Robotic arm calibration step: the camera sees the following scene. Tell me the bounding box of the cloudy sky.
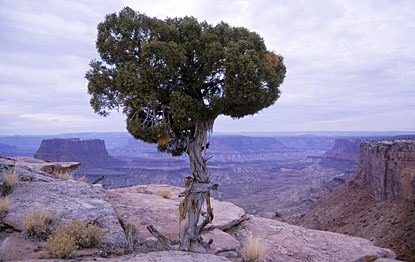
[0,0,414,135]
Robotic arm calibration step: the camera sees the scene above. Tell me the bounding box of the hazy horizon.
[1,0,414,135]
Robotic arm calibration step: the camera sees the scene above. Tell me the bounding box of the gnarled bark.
[179,119,216,252]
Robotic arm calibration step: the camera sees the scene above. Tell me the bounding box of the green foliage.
[86,7,286,156]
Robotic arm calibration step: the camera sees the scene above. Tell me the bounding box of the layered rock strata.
[358,140,415,202]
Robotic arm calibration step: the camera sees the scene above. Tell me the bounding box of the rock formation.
[324,138,361,162]
[34,138,123,168]
[293,139,415,261]
[358,140,415,202]
[9,156,80,176]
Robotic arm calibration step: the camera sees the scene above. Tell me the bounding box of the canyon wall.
[34,138,123,168]
[358,140,415,202]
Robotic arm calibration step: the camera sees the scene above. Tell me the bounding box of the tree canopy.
[86,7,286,156]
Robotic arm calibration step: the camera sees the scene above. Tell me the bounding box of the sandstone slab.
[3,172,126,247]
[233,215,397,262]
[108,184,245,244]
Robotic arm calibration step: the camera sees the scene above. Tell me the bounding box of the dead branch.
[92,176,105,184]
[146,225,175,250]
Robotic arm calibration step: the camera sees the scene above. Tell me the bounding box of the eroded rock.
[233,215,397,262]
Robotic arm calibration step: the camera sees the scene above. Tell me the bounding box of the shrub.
[0,197,9,213]
[241,236,268,262]
[124,223,138,251]
[23,209,57,240]
[159,189,172,199]
[47,233,77,259]
[52,220,102,248]
[1,171,18,196]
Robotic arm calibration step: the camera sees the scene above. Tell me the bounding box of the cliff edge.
[358,140,415,202]
[293,139,415,261]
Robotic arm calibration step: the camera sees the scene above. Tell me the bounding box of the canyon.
[294,139,415,261]
[1,132,414,260]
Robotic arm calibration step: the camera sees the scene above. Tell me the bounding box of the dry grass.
[124,223,138,251]
[1,171,19,196]
[48,233,77,259]
[0,197,9,212]
[47,219,102,258]
[23,209,57,240]
[241,236,268,262]
[51,220,102,248]
[159,189,172,199]
[3,171,18,186]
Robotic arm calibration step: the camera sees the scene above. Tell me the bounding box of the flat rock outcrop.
[233,215,396,262]
[358,140,415,202]
[34,138,123,168]
[107,184,245,254]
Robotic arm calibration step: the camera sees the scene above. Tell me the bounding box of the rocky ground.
[0,156,399,261]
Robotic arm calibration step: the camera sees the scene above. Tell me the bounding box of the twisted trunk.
[179,119,216,252]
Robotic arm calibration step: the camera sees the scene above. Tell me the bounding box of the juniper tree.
[86,7,286,252]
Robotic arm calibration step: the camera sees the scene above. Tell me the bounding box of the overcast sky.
[0,0,414,135]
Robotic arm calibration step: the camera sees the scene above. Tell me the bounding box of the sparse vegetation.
[124,223,139,251]
[0,197,9,213]
[47,233,77,259]
[241,236,268,262]
[47,219,102,258]
[159,189,172,199]
[1,170,18,196]
[51,219,102,248]
[23,209,57,240]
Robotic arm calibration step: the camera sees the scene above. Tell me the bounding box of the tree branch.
[147,225,175,250]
